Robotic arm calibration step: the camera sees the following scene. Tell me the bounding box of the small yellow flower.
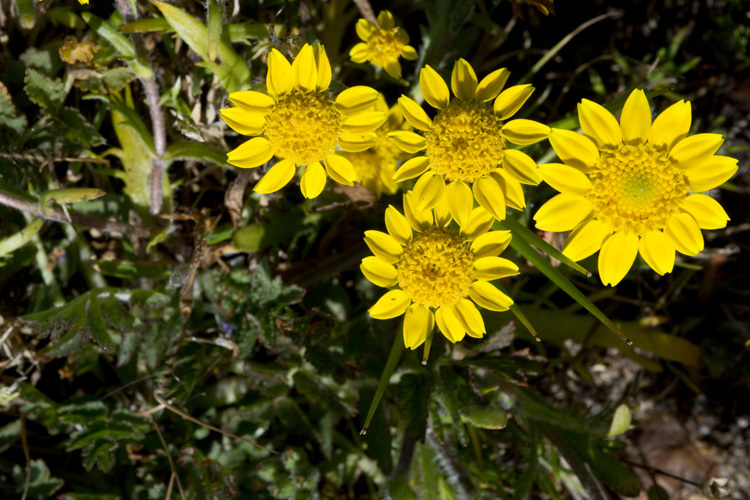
[391,59,550,223]
[220,44,386,199]
[341,94,411,197]
[534,89,736,286]
[350,11,418,79]
[361,192,518,349]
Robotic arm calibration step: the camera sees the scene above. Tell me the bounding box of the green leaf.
[164,141,228,166]
[516,388,610,437]
[460,405,508,430]
[20,45,63,77]
[97,260,171,279]
[400,373,430,438]
[119,17,171,33]
[226,21,269,43]
[362,332,404,433]
[177,447,238,498]
[12,459,64,497]
[0,218,43,258]
[0,420,21,454]
[46,7,86,29]
[0,82,27,133]
[25,68,65,110]
[103,67,136,92]
[16,0,35,29]
[206,0,224,62]
[81,13,153,79]
[607,404,632,437]
[42,188,106,212]
[54,108,106,147]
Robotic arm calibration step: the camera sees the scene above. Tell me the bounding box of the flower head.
[220,44,387,199]
[350,11,418,79]
[534,89,736,286]
[361,192,518,349]
[390,59,550,222]
[342,94,411,197]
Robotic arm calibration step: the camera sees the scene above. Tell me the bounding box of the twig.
[0,190,153,237]
[150,416,187,500]
[224,169,254,229]
[352,0,377,23]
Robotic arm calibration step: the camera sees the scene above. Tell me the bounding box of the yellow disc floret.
[425,101,506,183]
[264,89,342,165]
[365,29,409,67]
[589,143,689,234]
[397,227,475,308]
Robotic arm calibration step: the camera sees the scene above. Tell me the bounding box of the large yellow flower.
[361,192,518,349]
[220,44,386,199]
[349,11,418,79]
[390,59,550,223]
[534,89,736,286]
[341,94,411,197]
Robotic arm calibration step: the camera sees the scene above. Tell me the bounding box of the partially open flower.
[349,11,418,79]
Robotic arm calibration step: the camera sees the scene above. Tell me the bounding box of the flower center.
[264,89,342,165]
[588,143,689,234]
[367,29,406,66]
[425,100,506,183]
[397,227,475,308]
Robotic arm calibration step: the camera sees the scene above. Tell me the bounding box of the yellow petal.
[343,111,387,133]
[473,256,519,280]
[420,65,450,110]
[364,230,403,263]
[493,170,525,211]
[451,58,478,101]
[578,98,622,150]
[685,155,738,192]
[638,231,675,276]
[561,218,610,261]
[681,194,730,230]
[369,290,411,319]
[314,44,332,91]
[473,174,506,221]
[220,108,266,136]
[291,44,317,93]
[494,84,534,120]
[413,172,446,211]
[446,181,473,227]
[403,191,433,232]
[501,119,551,145]
[388,131,427,153]
[338,132,377,152]
[434,193,452,228]
[253,159,295,193]
[454,299,486,338]
[649,100,691,152]
[401,45,418,60]
[548,128,600,172]
[460,206,494,241]
[393,156,430,182]
[228,90,275,114]
[324,154,356,186]
[383,59,402,79]
[350,42,369,63]
[669,134,724,166]
[361,256,398,288]
[539,163,593,195]
[267,48,292,98]
[475,68,510,102]
[300,161,326,198]
[665,212,704,256]
[471,230,512,259]
[598,232,639,286]
[620,89,651,145]
[399,95,433,131]
[227,136,274,169]
[355,19,377,41]
[403,304,434,349]
[377,10,395,30]
[385,205,412,245]
[335,86,380,115]
[435,307,465,343]
[503,149,542,185]
[533,193,593,232]
[468,281,513,311]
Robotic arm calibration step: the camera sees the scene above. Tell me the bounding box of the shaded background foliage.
[0,0,748,499]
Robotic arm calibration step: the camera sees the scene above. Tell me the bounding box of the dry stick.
[20,414,31,500]
[352,0,377,23]
[150,416,187,500]
[0,190,153,237]
[114,0,168,216]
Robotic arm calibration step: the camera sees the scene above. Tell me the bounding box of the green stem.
[361,330,404,434]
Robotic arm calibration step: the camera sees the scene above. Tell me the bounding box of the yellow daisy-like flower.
[220,44,387,199]
[342,94,412,197]
[534,89,736,286]
[361,191,518,349]
[350,11,418,79]
[390,59,550,223]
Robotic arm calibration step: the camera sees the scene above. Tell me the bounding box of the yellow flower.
[361,192,518,349]
[220,44,386,199]
[534,89,736,286]
[350,10,418,79]
[391,59,550,223]
[341,94,411,197]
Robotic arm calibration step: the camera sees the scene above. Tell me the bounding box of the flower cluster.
[220,11,735,354]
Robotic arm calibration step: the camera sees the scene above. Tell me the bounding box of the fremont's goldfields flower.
[220,44,387,199]
[534,89,736,286]
[361,192,518,349]
[342,94,411,197]
[350,11,418,79]
[391,59,550,223]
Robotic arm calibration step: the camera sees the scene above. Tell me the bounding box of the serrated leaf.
[177,447,237,497]
[25,68,65,110]
[0,82,27,133]
[164,141,228,166]
[55,108,106,147]
[0,420,21,453]
[0,218,43,258]
[20,44,63,77]
[82,440,117,472]
[102,67,136,92]
[460,405,508,429]
[400,373,430,438]
[12,459,64,497]
[58,401,109,425]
